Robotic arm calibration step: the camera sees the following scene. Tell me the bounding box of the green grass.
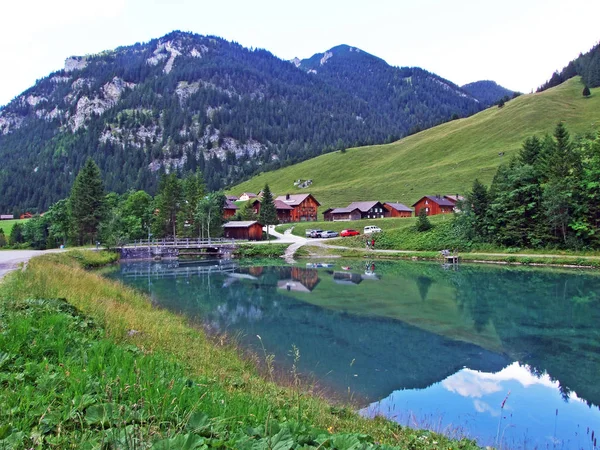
[0,251,480,449]
[0,219,27,236]
[230,78,600,212]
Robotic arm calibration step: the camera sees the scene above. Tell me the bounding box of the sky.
[2,0,599,106]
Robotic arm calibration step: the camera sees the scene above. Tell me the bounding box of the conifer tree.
[582,86,591,97]
[258,184,278,241]
[154,172,182,239]
[416,207,432,232]
[70,158,105,245]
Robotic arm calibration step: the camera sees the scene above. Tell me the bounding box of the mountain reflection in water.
[109,259,600,448]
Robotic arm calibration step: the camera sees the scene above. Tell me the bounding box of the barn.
[222,221,263,241]
[412,195,456,216]
[384,202,413,217]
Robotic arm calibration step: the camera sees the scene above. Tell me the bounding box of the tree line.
[0,156,282,250]
[457,124,600,250]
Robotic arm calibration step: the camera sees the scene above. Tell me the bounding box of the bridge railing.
[125,238,236,248]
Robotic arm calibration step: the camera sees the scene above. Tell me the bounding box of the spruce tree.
[258,184,278,241]
[470,179,489,238]
[582,86,591,97]
[416,207,432,232]
[70,158,105,245]
[154,172,182,239]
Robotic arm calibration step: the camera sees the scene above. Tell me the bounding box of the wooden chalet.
[412,195,456,216]
[384,202,412,218]
[251,199,294,223]
[275,194,320,222]
[223,200,239,219]
[222,221,263,241]
[323,207,362,222]
[346,201,387,219]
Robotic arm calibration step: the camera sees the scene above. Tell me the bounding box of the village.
[220,191,464,241]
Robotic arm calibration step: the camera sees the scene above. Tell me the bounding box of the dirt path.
[0,249,65,281]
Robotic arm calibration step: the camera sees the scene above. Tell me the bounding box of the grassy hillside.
[0,219,26,236]
[230,78,600,211]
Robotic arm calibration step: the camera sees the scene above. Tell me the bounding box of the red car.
[340,229,360,237]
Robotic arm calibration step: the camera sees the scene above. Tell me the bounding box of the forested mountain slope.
[0,32,482,213]
[230,78,600,211]
[461,80,516,107]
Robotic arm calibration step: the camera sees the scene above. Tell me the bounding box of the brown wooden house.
[323,207,362,221]
[251,199,294,223]
[412,195,456,216]
[223,200,239,219]
[275,194,320,222]
[384,202,412,217]
[222,221,263,241]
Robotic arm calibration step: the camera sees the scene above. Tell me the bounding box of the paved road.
[0,249,64,280]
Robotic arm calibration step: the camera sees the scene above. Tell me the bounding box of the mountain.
[0,32,483,213]
[294,44,481,126]
[538,42,600,92]
[229,78,600,211]
[461,80,516,107]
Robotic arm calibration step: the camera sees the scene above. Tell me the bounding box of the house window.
[425,200,429,205]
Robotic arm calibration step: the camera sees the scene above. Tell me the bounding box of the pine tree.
[70,158,105,245]
[258,184,278,241]
[470,179,489,238]
[416,207,432,232]
[154,172,182,239]
[582,86,591,97]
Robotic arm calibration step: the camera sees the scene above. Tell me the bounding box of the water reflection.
[364,362,600,449]
[108,259,600,448]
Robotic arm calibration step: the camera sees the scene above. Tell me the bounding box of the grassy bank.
[0,251,479,449]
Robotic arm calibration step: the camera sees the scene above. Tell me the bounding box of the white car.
[363,225,382,234]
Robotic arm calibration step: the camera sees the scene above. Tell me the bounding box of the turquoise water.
[108,259,600,449]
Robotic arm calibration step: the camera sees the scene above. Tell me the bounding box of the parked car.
[340,229,359,237]
[309,229,324,238]
[305,229,315,237]
[363,225,382,234]
[320,230,339,238]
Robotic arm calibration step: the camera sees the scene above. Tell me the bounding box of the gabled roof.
[274,199,294,210]
[330,207,361,214]
[346,201,383,212]
[275,193,321,206]
[240,192,257,198]
[251,199,293,210]
[224,200,239,210]
[223,221,260,228]
[412,195,456,207]
[227,195,239,201]
[444,195,465,203]
[384,202,412,212]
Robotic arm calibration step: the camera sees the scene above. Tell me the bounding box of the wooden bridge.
[120,238,238,260]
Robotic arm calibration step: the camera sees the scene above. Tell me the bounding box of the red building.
[223,200,239,219]
[275,194,320,222]
[412,195,456,216]
[384,202,412,217]
[251,199,294,223]
[222,221,263,241]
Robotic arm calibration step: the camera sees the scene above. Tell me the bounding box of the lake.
[108,258,600,449]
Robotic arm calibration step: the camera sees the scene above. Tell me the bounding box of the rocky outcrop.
[69,77,135,130]
[64,56,88,72]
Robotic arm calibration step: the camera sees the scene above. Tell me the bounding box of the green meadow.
[230,78,600,211]
[0,219,26,236]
